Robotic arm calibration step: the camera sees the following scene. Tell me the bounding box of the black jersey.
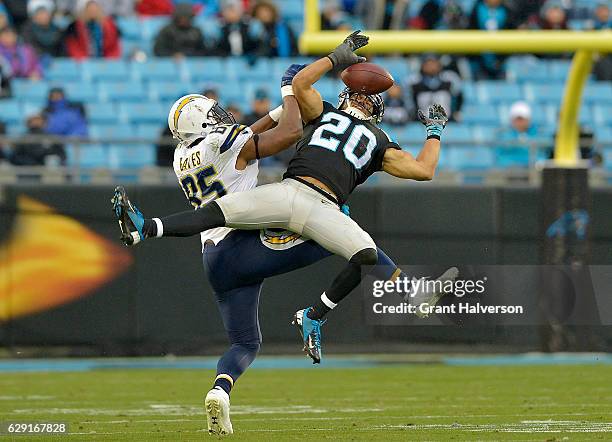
[284,101,400,204]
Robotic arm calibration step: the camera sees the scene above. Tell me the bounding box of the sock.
[213,374,233,396]
[142,201,226,238]
[307,293,337,320]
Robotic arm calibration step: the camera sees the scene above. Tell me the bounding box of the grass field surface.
[0,361,611,440]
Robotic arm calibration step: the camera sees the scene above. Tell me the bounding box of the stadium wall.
[1,184,611,353]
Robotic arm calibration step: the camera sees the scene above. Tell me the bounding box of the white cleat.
[409,267,460,318]
[205,387,233,436]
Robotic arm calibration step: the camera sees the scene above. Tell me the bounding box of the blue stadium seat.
[548,60,571,81]
[461,104,500,126]
[184,57,228,82]
[382,58,410,82]
[141,17,169,41]
[116,17,142,41]
[149,81,194,102]
[271,57,315,78]
[132,59,181,82]
[593,105,612,127]
[108,144,155,168]
[66,143,108,168]
[99,81,146,102]
[194,16,221,40]
[583,83,612,105]
[136,124,163,140]
[89,124,134,140]
[120,102,166,124]
[506,57,549,83]
[278,0,304,20]
[398,124,423,143]
[12,79,49,100]
[82,60,130,82]
[64,82,98,102]
[46,58,81,81]
[448,146,495,170]
[525,83,564,105]
[478,82,523,104]
[1,100,22,124]
[598,127,612,145]
[6,123,25,136]
[444,125,474,143]
[86,103,119,124]
[219,85,248,106]
[234,58,274,81]
[462,82,479,105]
[22,101,45,117]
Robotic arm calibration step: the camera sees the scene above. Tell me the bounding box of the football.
[340,63,395,95]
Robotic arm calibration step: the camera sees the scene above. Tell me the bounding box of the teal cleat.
[111,186,145,246]
[292,307,325,364]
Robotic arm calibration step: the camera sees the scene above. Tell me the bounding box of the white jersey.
[173,123,258,249]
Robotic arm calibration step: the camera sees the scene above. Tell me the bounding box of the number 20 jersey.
[173,124,258,248]
[284,101,400,204]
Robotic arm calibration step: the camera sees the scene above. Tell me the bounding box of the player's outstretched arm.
[237,64,307,168]
[382,104,448,181]
[293,30,369,123]
[248,113,276,135]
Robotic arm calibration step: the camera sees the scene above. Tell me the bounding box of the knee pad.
[349,248,378,266]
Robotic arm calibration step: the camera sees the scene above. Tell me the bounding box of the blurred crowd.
[0,0,609,170]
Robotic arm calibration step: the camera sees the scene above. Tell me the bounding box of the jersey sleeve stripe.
[219,124,248,153]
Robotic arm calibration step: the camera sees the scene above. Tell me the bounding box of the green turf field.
[1,364,611,440]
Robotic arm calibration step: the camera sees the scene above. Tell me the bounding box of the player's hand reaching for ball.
[327,30,369,69]
[418,104,449,140]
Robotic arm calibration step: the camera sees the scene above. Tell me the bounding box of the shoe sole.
[111,186,135,246]
[205,396,232,435]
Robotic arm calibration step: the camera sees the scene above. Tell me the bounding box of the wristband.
[268,105,283,122]
[281,85,294,98]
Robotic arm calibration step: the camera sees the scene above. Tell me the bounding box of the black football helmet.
[337,87,385,124]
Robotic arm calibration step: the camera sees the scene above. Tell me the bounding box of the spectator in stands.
[0,3,10,29]
[0,121,7,163]
[321,0,351,30]
[43,87,88,138]
[468,0,515,79]
[410,0,467,30]
[383,84,409,126]
[227,104,243,122]
[11,114,66,166]
[495,101,539,168]
[22,0,64,58]
[243,88,270,126]
[153,3,206,58]
[526,0,568,30]
[592,1,610,29]
[2,0,27,29]
[251,0,297,57]
[0,57,11,97]
[135,0,174,16]
[64,0,121,59]
[0,27,42,79]
[217,0,256,57]
[408,54,463,122]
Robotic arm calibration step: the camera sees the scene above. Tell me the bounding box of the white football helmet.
[168,94,236,145]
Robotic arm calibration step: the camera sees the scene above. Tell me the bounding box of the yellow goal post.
[299,0,612,166]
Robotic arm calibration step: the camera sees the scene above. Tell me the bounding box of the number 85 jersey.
[173,123,258,247]
[284,101,400,204]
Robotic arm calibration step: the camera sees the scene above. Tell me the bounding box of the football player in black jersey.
[112,31,449,364]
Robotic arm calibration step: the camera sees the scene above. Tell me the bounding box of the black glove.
[327,30,369,69]
[418,104,448,140]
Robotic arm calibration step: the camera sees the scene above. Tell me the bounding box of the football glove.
[327,30,369,68]
[281,63,307,88]
[418,103,448,140]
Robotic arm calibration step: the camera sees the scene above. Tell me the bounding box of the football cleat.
[409,267,460,318]
[292,307,325,364]
[205,387,233,436]
[111,186,145,246]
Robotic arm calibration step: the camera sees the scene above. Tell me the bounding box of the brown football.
[341,63,395,95]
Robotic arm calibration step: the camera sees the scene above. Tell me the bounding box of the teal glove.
[418,103,448,140]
